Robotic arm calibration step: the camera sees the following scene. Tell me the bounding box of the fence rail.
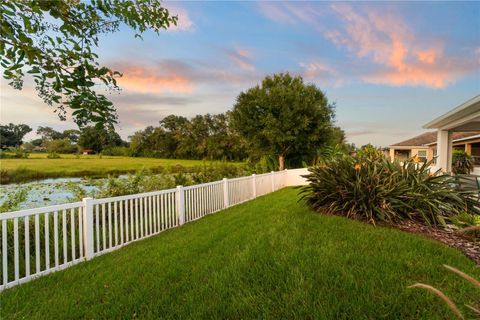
[0,169,308,291]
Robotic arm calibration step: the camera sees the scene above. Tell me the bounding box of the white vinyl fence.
[0,169,308,291]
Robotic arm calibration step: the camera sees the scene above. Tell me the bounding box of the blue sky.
[1,1,479,146]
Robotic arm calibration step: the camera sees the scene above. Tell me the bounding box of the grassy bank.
[1,188,478,319]
[0,154,243,184]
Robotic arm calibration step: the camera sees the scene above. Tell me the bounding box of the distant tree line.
[1,74,350,169]
[129,113,247,161]
[0,124,125,154]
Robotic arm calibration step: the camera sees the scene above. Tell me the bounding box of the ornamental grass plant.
[301,148,480,226]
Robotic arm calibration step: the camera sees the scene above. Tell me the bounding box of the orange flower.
[354,164,361,171]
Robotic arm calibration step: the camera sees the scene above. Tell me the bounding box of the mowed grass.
[1,188,478,319]
[0,154,242,183]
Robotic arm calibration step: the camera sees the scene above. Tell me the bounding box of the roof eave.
[423,95,480,129]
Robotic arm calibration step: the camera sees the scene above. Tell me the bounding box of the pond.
[0,165,255,212]
[0,176,101,210]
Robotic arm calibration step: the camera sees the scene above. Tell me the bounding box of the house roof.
[390,131,480,147]
[423,95,480,131]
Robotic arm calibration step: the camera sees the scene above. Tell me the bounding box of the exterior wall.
[410,148,433,161]
[390,149,411,161]
[388,147,432,162]
[465,143,472,155]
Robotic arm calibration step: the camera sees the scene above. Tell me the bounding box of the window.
[417,150,427,162]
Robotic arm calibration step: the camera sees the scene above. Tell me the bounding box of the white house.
[424,95,480,174]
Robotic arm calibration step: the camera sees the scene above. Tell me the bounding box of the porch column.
[465,143,472,155]
[389,148,395,162]
[437,130,452,172]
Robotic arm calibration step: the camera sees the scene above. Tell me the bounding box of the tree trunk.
[278,155,285,171]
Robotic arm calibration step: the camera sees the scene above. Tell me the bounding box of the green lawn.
[0,154,242,183]
[1,188,478,319]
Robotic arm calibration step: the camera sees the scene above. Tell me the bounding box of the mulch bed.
[391,220,480,265]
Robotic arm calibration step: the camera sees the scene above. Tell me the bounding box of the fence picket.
[63,209,67,264]
[24,216,30,277]
[54,211,59,267]
[13,218,19,281]
[102,203,106,251]
[70,209,75,261]
[2,220,7,285]
[108,202,112,249]
[95,205,100,252]
[79,207,83,257]
[120,200,124,245]
[114,201,118,247]
[35,214,40,273]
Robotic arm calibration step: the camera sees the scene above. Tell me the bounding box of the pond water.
[0,177,101,210]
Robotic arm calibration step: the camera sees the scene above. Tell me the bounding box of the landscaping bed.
[393,220,480,264]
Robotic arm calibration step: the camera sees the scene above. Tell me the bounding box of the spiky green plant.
[301,150,479,225]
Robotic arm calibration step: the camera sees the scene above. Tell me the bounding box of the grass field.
[0,188,478,319]
[0,154,242,184]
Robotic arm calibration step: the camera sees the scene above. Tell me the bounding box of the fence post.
[284,168,288,188]
[223,178,229,208]
[82,197,94,260]
[271,171,275,192]
[176,186,185,226]
[252,174,256,199]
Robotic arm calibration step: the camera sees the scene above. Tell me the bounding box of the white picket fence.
[0,169,308,291]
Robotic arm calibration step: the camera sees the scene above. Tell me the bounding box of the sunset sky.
[1,1,479,146]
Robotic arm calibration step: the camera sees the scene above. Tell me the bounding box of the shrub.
[3,148,30,159]
[66,164,254,201]
[47,152,61,159]
[301,150,480,226]
[0,188,30,213]
[452,150,473,174]
[44,138,78,154]
[101,146,130,156]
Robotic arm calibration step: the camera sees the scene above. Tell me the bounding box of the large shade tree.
[231,73,335,170]
[1,0,177,129]
[0,123,32,149]
[78,126,123,153]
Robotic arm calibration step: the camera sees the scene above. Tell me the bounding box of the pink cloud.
[257,2,298,25]
[259,3,478,89]
[119,65,193,94]
[298,61,345,87]
[416,50,438,64]
[257,2,328,29]
[325,3,474,88]
[226,46,255,71]
[164,4,194,32]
